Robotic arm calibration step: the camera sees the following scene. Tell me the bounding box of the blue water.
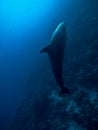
[0,0,98,129]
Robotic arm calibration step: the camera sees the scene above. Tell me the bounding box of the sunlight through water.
[1,0,55,35]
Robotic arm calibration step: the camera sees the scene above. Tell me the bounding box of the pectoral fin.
[40,45,50,54]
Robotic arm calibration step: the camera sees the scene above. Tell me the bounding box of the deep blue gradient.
[0,0,56,129]
[0,0,97,129]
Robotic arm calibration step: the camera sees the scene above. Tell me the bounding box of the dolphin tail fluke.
[40,45,50,54]
[59,87,70,96]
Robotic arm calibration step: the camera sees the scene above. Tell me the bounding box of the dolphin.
[40,22,70,95]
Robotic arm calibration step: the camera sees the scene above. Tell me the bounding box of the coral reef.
[10,39,98,129]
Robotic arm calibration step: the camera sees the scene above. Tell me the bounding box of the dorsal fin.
[40,45,50,54]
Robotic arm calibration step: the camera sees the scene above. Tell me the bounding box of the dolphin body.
[40,22,70,95]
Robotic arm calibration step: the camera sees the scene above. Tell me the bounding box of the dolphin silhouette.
[40,22,70,95]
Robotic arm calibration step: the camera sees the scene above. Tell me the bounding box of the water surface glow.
[1,0,55,35]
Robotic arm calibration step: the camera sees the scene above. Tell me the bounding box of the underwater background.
[0,0,98,129]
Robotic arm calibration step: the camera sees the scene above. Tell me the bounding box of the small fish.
[40,22,70,95]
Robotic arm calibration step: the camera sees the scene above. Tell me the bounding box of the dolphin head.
[58,22,65,32]
[51,22,66,44]
[54,22,65,35]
